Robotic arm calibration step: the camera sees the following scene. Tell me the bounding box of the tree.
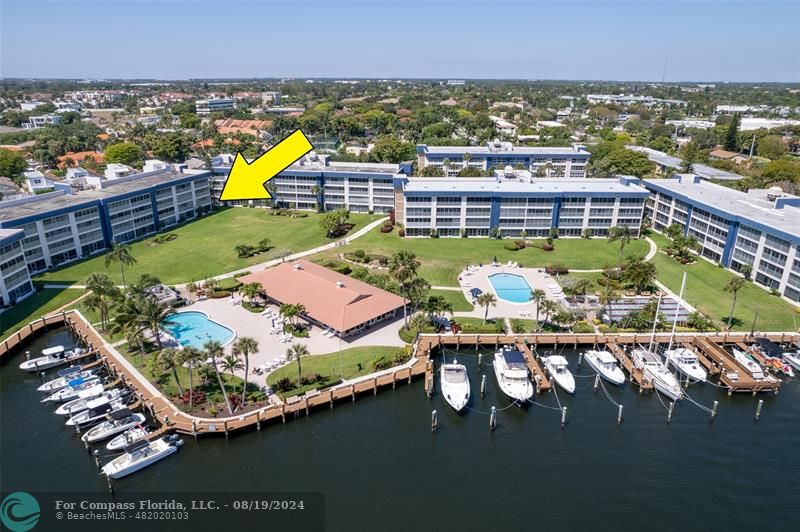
[286,343,309,383]
[476,292,497,324]
[138,296,175,350]
[598,287,620,326]
[756,135,787,160]
[622,259,657,294]
[389,250,421,329]
[240,282,262,304]
[419,165,444,177]
[724,277,746,329]
[220,353,244,395]
[204,340,233,414]
[593,149,655,178]
[232,337,258,404]
[532,288,546,323]
[104,142,144,166]
[150,132,191,162]
[84,273,121,331]
[538,299,558,328]
[571,277,594,296]
[608,225,633,271]
[179,346,204,408]
[370,135,415,163]
[104,243,137,287]
[723,113,740,152]
[0,149,27,184]
[761,159,800,182]
[687,311,715,332]
[157,349,185,396]
[679,141,702,173]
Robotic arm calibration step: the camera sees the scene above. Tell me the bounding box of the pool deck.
[457,264,567,320]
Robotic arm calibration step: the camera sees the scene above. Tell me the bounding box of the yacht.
[55,388,127,416]
[67,397,132,427]
[37,367,96,393]
[440,359,470,412]
[492,348,534,403]
[665,347,707,383]
[584,350,626,386]
[41,377,100,403]
[82,409,146,443]
[731,348,767,380]
[542,355,575,393]
[107,426,150,451]
[102,436,182,479]
[19,346,85,372]
[631,348,682,401]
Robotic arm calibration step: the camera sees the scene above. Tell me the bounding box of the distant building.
[104,164,135,180]
[195,98,235,115]
[261,92,281,106]
[23,114,60,129]
[625,146,744,181]
[23,171,55,193]
[20,101,45,112]
[446,80,466,86]
[0,228,34,306]
[490,116,518,137]
[587,94,686,107]
[709,148,748,164]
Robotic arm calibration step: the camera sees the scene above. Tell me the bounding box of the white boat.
[107,426,150,451]
[631,348,682,401]
[440,359,470,412]
[102,436,182,479]
[492,348,533,403]
[82,410,146,443]
[36,367,96,393]
[18,346,80,372]
[783,351,800,372]
[542,355,575,393]
[665,348,707,383]
[55,388,127,416]
[584,350,626,386]
[732,348,767,380]
[41,376,101,403]
[66,397,131,427]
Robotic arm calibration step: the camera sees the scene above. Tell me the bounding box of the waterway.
[2,328,800,531]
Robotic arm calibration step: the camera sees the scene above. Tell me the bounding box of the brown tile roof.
[57,151,105,168]
[709,148,739,159]
[240,259,405,332]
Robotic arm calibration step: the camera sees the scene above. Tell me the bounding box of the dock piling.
[480,375,486,398]
[593,374,600,394]
[617,404,623,426]
[489,406,497,431]
[711,401,718,421]
[755,399,764,421]
[478,352,482,367]
[577,352,582,368]
[431,409,438,432]
[560,407,567,429]
[192,420,197,441]
[667,401,674,424]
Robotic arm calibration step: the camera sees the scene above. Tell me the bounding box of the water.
[3,328,800,531]
[162,311,235,349]
[488,272,533,303]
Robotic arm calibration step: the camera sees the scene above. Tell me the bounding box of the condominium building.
[644,175,800,303]
[0,228,34,306]
[416,141,590,178]
[586,94,687,106]
[397,176,648,238]
[195,98,235,115]
[626,146,744,181]
[24,114,61,129]
[0,166,212,275]
[211,153,408,214]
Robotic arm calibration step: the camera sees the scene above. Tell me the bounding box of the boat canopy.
[756,338,783,357]
[110,408,133,420]
[124,439,149,453]
[87,403,112,416]
[42,346,65,356]
[502,349,526,365]
[57,366,82,377]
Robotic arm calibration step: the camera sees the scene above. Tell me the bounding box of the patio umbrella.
[470,288,483,298]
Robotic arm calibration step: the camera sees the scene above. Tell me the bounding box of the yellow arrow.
[219,129,314,201]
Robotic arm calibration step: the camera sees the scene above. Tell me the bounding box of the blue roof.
[502,350,526,364]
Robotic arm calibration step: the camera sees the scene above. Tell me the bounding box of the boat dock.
[2,310,798,437]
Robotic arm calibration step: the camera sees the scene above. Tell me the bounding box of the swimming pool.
[488,273,533,303]
[161,311,236,349]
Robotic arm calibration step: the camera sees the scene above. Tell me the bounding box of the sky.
[1,0,798,82]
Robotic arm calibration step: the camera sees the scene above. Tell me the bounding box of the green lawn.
[34,208,379,286]
[266,346,403,397]
[429,289,473,312]
[312,228,649,286]
[649,233,799,332]
[0,288,85,340]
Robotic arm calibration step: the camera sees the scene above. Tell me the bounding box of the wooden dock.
[2,310,798,437]
[607,343,654,392]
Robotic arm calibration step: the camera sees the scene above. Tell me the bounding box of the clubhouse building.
[239,259,405,337]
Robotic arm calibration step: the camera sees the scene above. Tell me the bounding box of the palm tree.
[476,293,497,324]
[158,349,185,396]
[598,287,620,327]
[608,225,633,271]
[539,299,558,329]
[232,337,258,405]
[571,278,594,296]
[389,250,421,329]
[240,282,262,305]
[622,259,657,294]
[123,324,147,367]
[286,343,309,383]
[139,297,175,350]
[84,273,120,331]
[724,277,746,329]
[179,346,203,408]
[532,288,546,323]
[204,340,233,415]
[220,354,244,395]
[104,242,137,287]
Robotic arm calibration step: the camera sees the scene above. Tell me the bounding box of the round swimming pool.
[161,311,236,349]
[488,273,533,303]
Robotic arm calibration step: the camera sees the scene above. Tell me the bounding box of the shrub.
[177,390,206,405]
[545,264,569,275]
[373,356,394,371]
[541,244,555,252]
[273,377,296,393]
[234,271,251,278]
[300,373,322,386]
[354,249,366,258]
[380,225,393,233]
[572,321,594,334]
[504,241,520,251]
[373,255,390,266]
[208,290,232,299]
[398,228,406,237]
[510,319,527,333]
[326,261,352,275]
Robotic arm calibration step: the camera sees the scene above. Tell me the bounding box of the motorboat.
[19,346,85,372]
[107,426,150,451]
[631,348,682,401]
[41,377,101,403]
[542,355,575,393]
[55,388,127,416]
[492,348,533,403]
[665,347,707,383]
[440,359,470,412]
[731,348,767,380]
[102,435,182,479]
[753,339,795,377]
[37,367,96,393]
[784,351,800,372]
[82,409,146,443]
[583,350,626,386]
[66,397,130,427]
